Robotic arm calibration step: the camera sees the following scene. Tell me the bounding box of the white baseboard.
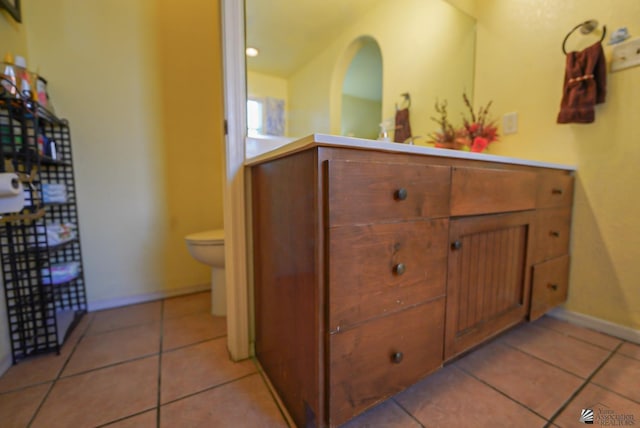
[549,308,640,345]
[88,283,210,312]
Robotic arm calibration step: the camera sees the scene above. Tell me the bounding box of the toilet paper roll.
[0,173,25,214]
[0,173,22,197]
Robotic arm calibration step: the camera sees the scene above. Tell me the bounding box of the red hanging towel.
[557,42,607,124]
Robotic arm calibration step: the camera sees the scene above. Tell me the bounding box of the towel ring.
[562,20,607,54]
[395,93,411,111]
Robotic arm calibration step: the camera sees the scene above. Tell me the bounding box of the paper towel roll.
[0,173,25,214]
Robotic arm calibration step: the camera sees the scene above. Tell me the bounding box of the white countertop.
[245,134,576,171]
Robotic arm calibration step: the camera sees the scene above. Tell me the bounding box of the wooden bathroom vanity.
[248,135,575,427]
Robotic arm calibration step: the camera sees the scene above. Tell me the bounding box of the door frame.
[221,0,250,360]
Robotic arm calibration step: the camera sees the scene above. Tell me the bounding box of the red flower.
[471,136,488,153]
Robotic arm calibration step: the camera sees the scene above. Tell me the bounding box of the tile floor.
[0,291,638,427]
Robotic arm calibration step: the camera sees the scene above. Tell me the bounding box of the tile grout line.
[390,397,426,428]
[532,320,624,352]
[27,312,94,427]
[545,341,624,427]
[159,371,259,407]
[454,364,551,423]
[156,299,165,428]
[500,339,599,379]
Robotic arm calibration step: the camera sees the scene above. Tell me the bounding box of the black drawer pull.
[394,188,408,201]
[451,240,462,250]
[391,352,404,364]
[547,283,559,291]
[552,188,564,195]
[550,231,561,237]
[393,263,406,275]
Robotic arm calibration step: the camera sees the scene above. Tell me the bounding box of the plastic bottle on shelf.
[14,56,33,99]
[1,52,18,97]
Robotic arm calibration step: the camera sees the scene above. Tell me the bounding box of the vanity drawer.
[534,207,572,263]
[530,255,570,320]
[326,160,450,226]
[450,167,537,216]
[328,219,448,330]
[329,298,444,426]
[537,172,574,208]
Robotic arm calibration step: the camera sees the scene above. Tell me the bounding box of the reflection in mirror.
[245,0,476,157]
[341,37,382,140]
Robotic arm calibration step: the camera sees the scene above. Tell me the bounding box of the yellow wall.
[0,9,29,369]
[20,0,224,305]
[475,0,640,329]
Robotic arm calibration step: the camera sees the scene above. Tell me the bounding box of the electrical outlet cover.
[611,37,640,72]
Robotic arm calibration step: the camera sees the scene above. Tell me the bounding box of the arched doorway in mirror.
[338,37,383,140]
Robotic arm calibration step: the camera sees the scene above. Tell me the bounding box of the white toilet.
[184,229,226,316]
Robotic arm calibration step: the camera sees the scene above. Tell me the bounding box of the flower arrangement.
[429,92,499,153]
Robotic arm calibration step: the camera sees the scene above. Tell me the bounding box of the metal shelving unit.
[0,94,87,364]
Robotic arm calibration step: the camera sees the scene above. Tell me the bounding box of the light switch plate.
[502,112,518,135]
[611,37,640,72]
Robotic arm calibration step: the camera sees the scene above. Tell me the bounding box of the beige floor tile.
[341,399,421,428]
[163,291,211,320]
[31,356,158,428]
[0,383,50,428]
[162,312,226,351]
[160,373,286,428]
[395,365,546,428]
[161,338,255,404]
[554,383,640,427]
[62,322,160,376]
[0,352,66,393]
[534,316,622,350]
[87,301,161,335]
[0,312,92,393]
[500,323,611,378]
[456,341,583,418]
[592,354,640,403]
[103,410,157,427]
[618,342,640,360]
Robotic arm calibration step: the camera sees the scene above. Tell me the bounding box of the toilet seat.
[185,229,224,245]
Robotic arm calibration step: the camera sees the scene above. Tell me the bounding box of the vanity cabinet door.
[530,255,570,320]
[326,160,450,226]
[328,219,448,330]
[329,299,444,427]
[445,211,534,360]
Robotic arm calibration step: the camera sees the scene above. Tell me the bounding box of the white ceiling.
[245,0,384,77]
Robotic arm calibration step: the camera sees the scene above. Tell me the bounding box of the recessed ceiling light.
[246,47,259,57]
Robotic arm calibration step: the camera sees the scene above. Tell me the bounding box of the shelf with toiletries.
[0,91,87,364]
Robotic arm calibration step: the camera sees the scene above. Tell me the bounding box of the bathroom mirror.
[245,0,476,155]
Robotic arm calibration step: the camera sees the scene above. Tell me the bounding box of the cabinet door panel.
[445,212,533,359]
[530,255,570,320]
[450,167,536,216]
[534,207,572,263]
[537,173,574,208]
[327,160,450,226]
[329,299,444,426]
[329,219,448,330]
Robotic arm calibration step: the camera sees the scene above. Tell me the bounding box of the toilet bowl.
[185,229,226,316]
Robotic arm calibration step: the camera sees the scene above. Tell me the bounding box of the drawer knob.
[393,263,406,275]
[548,283,559,291]
[391,352,404,364]
[550,231,561,237]
[451,240,462,250]
[552,188,564,195]
[394,188,408,201]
